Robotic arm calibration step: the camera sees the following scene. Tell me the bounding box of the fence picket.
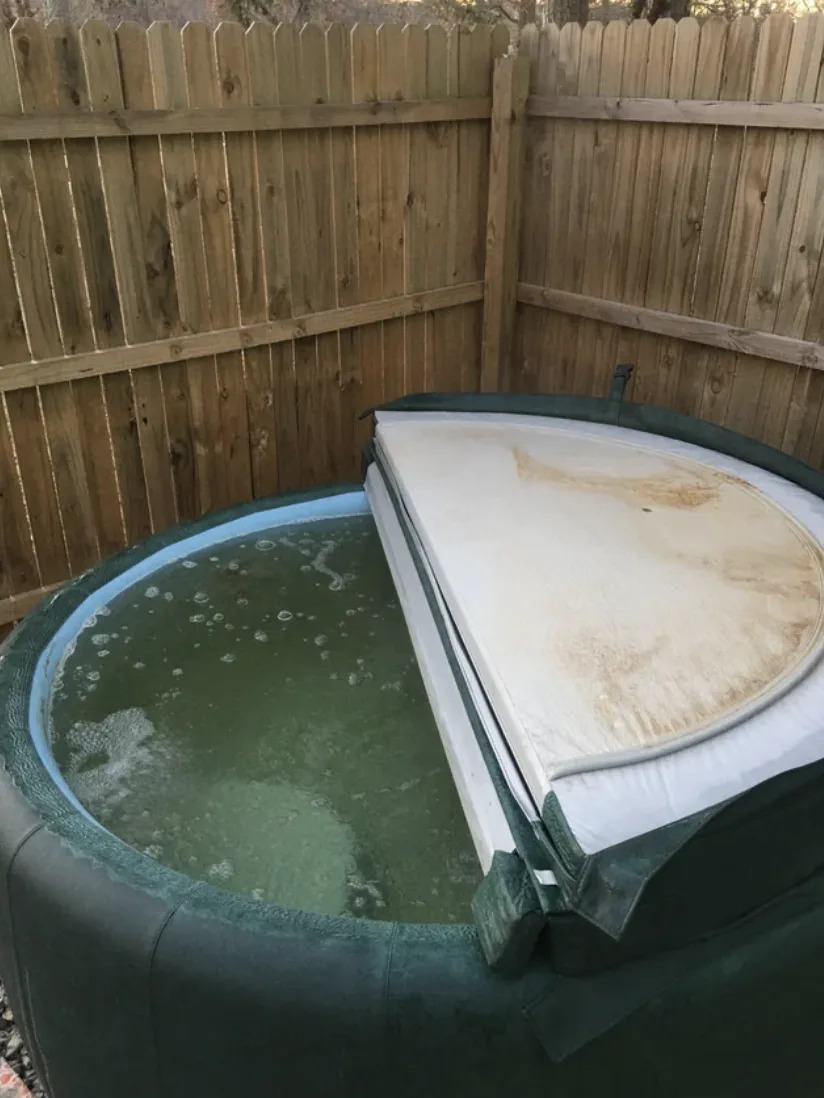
[327,23,360,480]
[571,20,624,400]
[515,25,559,394]
[247,22,297,493]
[402,24,428,398]
[351,24,383,454]
[618,17,676,406]
[424,25,455,393]
[378,24,408,405]
[147,21,210,520]
[668,17,728,416]
[181,22,233,515]
[112,21,178,533]
[562,20,603,397]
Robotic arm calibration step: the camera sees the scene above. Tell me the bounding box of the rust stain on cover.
[546,457,824,746]
[513,443,725,509]
[379,418,824,778]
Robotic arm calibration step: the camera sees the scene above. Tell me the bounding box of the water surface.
[49,513,480,922]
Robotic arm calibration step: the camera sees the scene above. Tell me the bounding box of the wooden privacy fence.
[513,13,824,464]
[0,17,508,630]
[3,14,824,635]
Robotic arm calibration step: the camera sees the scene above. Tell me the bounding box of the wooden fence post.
[480,53,530,392]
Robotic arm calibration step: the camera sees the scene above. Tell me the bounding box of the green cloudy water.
[48,513,480,922]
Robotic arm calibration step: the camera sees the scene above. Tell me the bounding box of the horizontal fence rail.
[527,95,824,129]
[0,284,484,392]
[0,97,493,141]
[517,285,824,372]
[0,585,60,628]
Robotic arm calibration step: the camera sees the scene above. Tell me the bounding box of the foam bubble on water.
[208,859,234,881]
[346,872,387,913]
[172,668,183,677]
[91,633,110,647]
[320,650,330,661]
[193,592,209,604]
[133,661,145,670]
[65,707,172,822]
[314,634,327,647]
[254,631,268,643]
[189,614,205,624]
[87,670,100,682]
[225,624,235,632]
[144,586,160,599]
[181,559,197,569]
[348,672,360,686]
[220,653,236,664]
[255,539,275,552]
[209,556,219,562]
[237,597,249,607]
[98,605,111,617]
[311,540,345,591]
[143,844,163,860]
[212,612,225,623]
[163,592,174,601]
[227,560,240,573]
[277,610,293,622]
[251,887,265,901]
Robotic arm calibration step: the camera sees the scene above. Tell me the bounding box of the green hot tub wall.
[3,399,824,1097]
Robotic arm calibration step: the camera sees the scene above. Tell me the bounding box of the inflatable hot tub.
[3,392,824,1098]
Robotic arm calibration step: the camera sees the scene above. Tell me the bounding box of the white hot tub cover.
[370,400,824,939]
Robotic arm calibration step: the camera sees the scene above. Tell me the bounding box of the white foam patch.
[65,708,174,823]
